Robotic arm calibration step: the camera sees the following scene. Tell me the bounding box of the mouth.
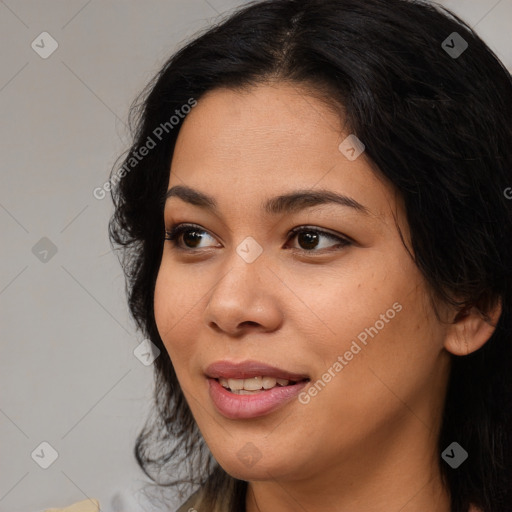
[215,375,307,394]
[205,359,310,381]
[205,360,310,419]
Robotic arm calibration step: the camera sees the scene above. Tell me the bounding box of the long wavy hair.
[108,1,512,510]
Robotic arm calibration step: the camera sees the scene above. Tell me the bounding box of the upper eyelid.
[164,223,351,247]
[164,223,342,238]
[165,223,218,241]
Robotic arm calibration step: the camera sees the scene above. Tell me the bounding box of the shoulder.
[43,499,99,512]
[175,487,232,512]
[176,489,203,512]
[176,475,245,512]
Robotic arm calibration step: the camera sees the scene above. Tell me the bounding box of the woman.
[104,0,512,511]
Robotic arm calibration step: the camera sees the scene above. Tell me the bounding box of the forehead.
[174,83,342,156]
[166,83,398,222]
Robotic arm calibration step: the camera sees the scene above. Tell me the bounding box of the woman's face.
[154,82,452,484]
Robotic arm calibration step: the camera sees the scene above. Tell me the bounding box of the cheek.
[153,260,197,361]
[316,255,443,387]
[325,278,443,411]
[308,262,406,342]
[153,267,175,344]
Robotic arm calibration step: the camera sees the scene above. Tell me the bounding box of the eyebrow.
[164,185,371,216]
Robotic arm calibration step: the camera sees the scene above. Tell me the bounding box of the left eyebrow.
[164,185,372,216]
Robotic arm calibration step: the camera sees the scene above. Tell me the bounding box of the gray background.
[0,1,510,511]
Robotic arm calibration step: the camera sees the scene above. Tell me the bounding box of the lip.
[205,360,310,420]
[208,378,308,419]
[205,360,309,381]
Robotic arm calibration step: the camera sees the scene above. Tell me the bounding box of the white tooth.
[225,376,292,392]
[262,377,277,389]
[243,377,263,390]
[228,378,244,391]
[231,389,259,395]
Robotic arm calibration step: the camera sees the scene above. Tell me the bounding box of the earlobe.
[443,298,502,356]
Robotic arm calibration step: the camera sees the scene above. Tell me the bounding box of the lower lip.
[208,378,308,420]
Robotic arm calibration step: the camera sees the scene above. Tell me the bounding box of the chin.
[219,462,277,481]
[212,447,298,482]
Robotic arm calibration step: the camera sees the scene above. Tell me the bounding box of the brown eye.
[296,231,320,250]
[165,224,217,250]
[287,227,351,253]
[164,223,351,254]
[180,229,204,248]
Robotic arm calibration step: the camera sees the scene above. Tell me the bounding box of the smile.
[218,376,298,393]
[205,360,310,419]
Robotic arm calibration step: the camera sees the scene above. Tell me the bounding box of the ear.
[444,298,502,356]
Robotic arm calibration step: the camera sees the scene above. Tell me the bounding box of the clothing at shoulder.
[176,489,208,512]
[43,498,99,512]
[177,489,200,512]
[175,490,483,512]
[176,492,197,512]
[176,488,233,512]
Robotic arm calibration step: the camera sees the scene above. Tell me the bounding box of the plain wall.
[1,1,510,511]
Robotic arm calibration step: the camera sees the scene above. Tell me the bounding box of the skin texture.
[153,83,500,512]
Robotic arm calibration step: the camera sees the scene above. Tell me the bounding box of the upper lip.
[205,360,309,381]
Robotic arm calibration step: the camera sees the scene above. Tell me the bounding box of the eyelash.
[164,223,352,255]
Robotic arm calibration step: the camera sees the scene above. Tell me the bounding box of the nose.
[204,246,283,337]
